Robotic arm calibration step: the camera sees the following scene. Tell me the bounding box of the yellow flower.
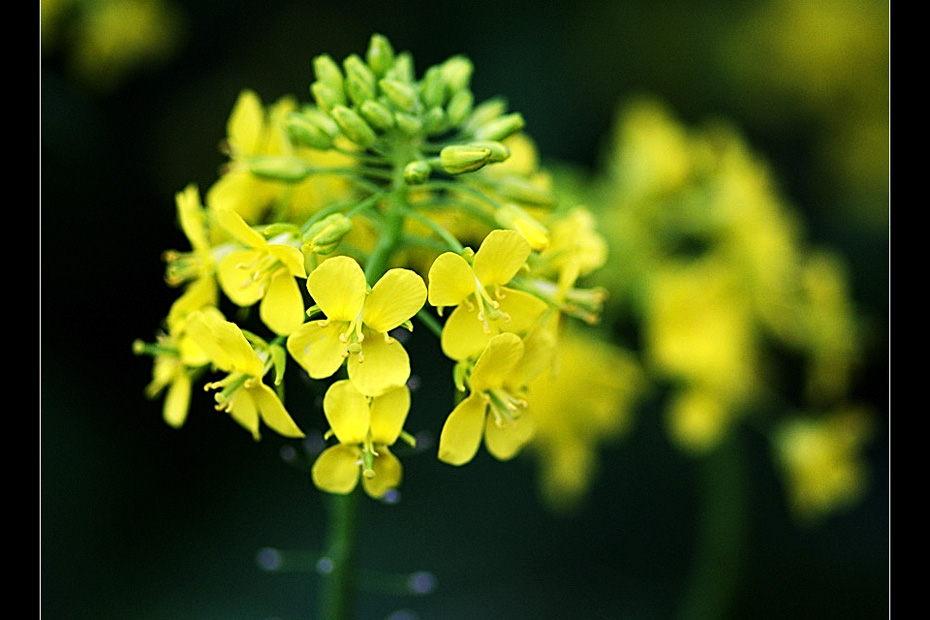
[311,380,411,499]
[438,331,552,466]
[215,209,307,336]
[427,229,547,361]
[774,407,872,522]
[286,256,427,397]
[185,309,304,440]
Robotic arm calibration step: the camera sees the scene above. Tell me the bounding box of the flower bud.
[248,156,313,182]
[422,107,447,134]
[345,72,376,107]
[420,66,446,109]
[467,141,510,163]
[302,213,354,255]
[440,145,492,175]
[404,160,431,185]
[492,176,555,207]
[343,54,377,105]
[311,81,343,113]
[475,112,525,142]
[285,112,337,150]
[445,90,474,127]
[366,33,395,78]
[313,54,345,95]
[379,78,419,112]
[331,104,378,148]
[495,203,549,250]
[440,55,473,93]
[359,99,395,131]
[394,112,423,137]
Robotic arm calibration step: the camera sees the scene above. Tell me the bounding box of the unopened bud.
[379,78,419,112]
[343,54,376,105]
[359,99,395,131]
[366,34,396,78]
[302,213,353,255]
[475,112,525,142]
[422,107,446,134]
[311,81,343,113]
[493,176,556,207]
[468,141,510,163]
[313,54,344,95]
[248,156,312,182]
[394,112,423,137]
[440,145,491,174]
[441,55,473,93]
[285,112,337,150]
[420,66,446,109]
[404,160,431,185]
[446,90,474,127]
[331,104,378,148]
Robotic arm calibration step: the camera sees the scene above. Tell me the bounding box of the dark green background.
[41,1,889,618]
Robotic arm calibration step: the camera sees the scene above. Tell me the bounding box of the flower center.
[471,278,510,333]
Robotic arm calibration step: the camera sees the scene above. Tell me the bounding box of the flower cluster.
[135,34,631,503]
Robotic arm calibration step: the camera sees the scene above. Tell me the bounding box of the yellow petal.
[260,270,306,336]
[484,410,535,461]
[215,208,267,249]
[307,256,367,321]
[217,249,266,307]
[312,445,361,495]
[286,320,348,379]
[227,89,265,157]
[472,229,531,287]
[362,448,402,498]
[438,395,487,466]
[175,185,209,252]
[250,382,305,438]
[369,385,410,445]
[162,374,192,429]
[185,310,264,377]
[427,252,476,308]
[470,333,524,393]
[347,332,410,396]
[268,244,307,278]
[364,268,427,334]
[322,380,370,445]
[228,389,261,440]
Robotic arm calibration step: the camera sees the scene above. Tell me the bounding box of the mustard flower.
[427,229,547,361]
[438,331,553,466]
[215,209,307,336]
[312,380,412,498]
[286,255,427,397]
[184,309,305,440]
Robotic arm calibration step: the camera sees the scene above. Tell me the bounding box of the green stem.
[319,488,361,620]
[677,432,748,620]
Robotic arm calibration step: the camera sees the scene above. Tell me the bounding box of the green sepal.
[269,343,288,385]
[440,145,491,174]
[248,156,312,182]
[331,104,378,148]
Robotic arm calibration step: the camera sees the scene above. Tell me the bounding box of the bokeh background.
[41,1,889,619]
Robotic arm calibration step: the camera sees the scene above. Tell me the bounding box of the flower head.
[428,229,547,361]
[438,330,553,466]
[312,380,412,498]
[184,309,304,440]
[286,255,426,396]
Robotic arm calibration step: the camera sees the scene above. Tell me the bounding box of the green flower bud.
[284,112,336,150]
[440,55,473,93]
[492,176,556,207]
[366,33,395,78]
[440,145,492,175]
[420,66,447,109]
[394,112,423,137]
[422,107,447,134]
[474,112,525,142]
[248,156,312,182]
[345,72,376,106]
[403,160,432,185]
[313,54,344,94]
[387,52,415,84]
[331,104,378,148]
[463,97,507,133]
[468,140,510,163]
[359,99,395,131]
[379,78,419,112]
[343,54,377,102]
[302,213,354,255]
[311,81,343,113]
[445,89,474,127]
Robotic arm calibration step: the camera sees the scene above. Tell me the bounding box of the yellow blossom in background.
[312,380,412,499]
[428,229,547,361]
[185,309,304,440]
[42,0,185,93]
[287,256,426,397]
[774,408,872,522]
[526,326,646,512]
